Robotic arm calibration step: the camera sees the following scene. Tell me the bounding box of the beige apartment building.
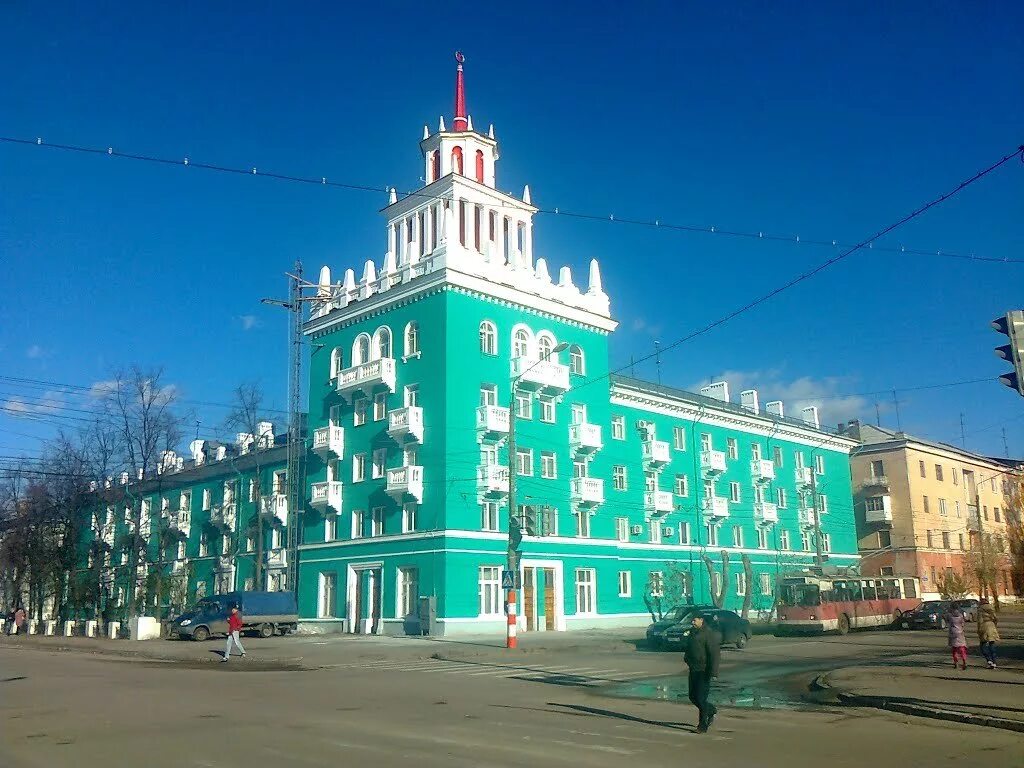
[840,422,1022,601]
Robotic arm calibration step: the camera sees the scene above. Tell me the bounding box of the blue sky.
[2,2,1022,459]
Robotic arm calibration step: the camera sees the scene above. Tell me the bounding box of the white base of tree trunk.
[129,616,160,641]
[108,621,121,639]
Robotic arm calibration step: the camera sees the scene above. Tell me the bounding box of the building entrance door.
[348,564,383,634]
[520,564,558,632]
[523,567,536,631]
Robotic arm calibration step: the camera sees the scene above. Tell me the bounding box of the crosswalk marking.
[323,658,658,684]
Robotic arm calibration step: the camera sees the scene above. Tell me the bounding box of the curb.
[836,692,1024,734]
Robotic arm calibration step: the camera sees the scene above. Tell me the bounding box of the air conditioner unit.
[630,524,643,535]
[662,526,674,537]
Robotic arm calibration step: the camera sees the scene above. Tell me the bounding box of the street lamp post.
[506,342,568,649]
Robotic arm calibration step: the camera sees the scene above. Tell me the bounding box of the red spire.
[453,51,468,132]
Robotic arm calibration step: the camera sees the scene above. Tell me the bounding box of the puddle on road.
[601,676,816,711]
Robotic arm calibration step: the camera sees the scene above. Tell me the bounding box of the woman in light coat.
[947,607,967,670]
[976,599,1000,669]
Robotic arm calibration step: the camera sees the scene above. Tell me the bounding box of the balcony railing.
[644,439,671,467]
[795,467,813,487]
[569,422,603,454]
[210,503,237,532]
[312,425,345,458]
[265,548,288,569]
[701,496,729,518]
[99,521,115,547]
[216,554,234,572]
[335,358,396,399]
[261,494,288,526]
[644,490,674,515]
[388,406,424,443]
[169,510,191,538]
[700,449,726,475]
[755,501,779,525]
[477,464,509,496]
[751,459,776,483]
[864,495,893,524]
[310,481,343,512]
[571,477,605,506]
[476,405,510,440]
[861,474,889,489]
[511,356,570,393]
[386,465,424,502]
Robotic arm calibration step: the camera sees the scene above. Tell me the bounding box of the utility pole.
[974,489,989,603]
[810,466,824,568]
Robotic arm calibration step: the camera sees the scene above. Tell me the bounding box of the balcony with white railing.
[476,405,510,441]
[700,449,726,475]
[860,474,889,489]
[336,358,397,400]
[386,465,424,502]
[261,494,288,526]
[310,481,342,513]
[751,459,776,483]
[210,503,237,532]
[216,554,234,572]
[511,356,570,394]
[571,477,605,506]
[99,521,115,548]
[388,406,424,443]
[570,422,603,454]
[795,467,813,487]
[701,495,730,518]
[644,490,674,516]
[643,439,671,467]
[265,548,288,569]
[755,501,779,525]
[477,464,509,497]
[798,509,817,528]
[169,510,191,538]
[312,425,345,459]
[864,495,893,524]
[170,559,187,575]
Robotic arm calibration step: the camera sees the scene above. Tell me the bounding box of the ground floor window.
[318,572,337,618]
[618,570,632,597]
[575,568,596,615]
[735,572,746,596]
[398,567,419,617]
[759,572,772,595]
[479,566,501,616]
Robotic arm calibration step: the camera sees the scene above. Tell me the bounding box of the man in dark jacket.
[683,613,721,733]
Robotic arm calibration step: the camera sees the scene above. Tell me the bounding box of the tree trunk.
[740,554,754,619]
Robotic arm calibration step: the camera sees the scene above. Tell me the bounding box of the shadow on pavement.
[546,702,696,732]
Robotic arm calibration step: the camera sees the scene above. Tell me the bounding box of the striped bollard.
[506,589,517,649]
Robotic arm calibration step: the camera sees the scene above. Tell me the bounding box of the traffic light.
[992,311,1024,396]
[523,506,538,537]
[509,513,523,551]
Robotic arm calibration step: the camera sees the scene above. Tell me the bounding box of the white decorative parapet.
[129,616,161,641]
[795,467,813,487]
[261,493,289,525]
[266,548,288,569]
[751,459,776,483]
[511,356,569,393]
[755,501,779,525]
[336,358,396,399]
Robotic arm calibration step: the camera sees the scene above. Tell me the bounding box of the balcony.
[700,450,726,475]
[261,494,288,526]
[864,495,893,524]
[966,506,981,532]
[310,481,342,513]
[265,548,288,569]
[511,356,570,394]
[312,425,345,459]
[168,510,191,538]
[644,490,674,516]
[799,509,817,528]
[571,477,605,506]
[170,559,187,575]
[643,439,671,467]
[755,501,779,525]
[336,358,396,400]
[751,459,776,483]
[701,496,729,518]
[476,405,510,442]
[388,406,424,443]
[99,521,115,548]
[477,464,509,497]
[569,422,603,454]
[795,467,813,487]
[386,465,424,502]
[210,503,237,532]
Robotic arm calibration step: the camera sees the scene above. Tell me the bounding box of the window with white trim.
[479,566,502,615]
[777,488,787,508]
[751,443,762,461]
[371,507,384,536]
[352,333,370,366]
[818,495,828,514]
[373,392,387,421]
[675,474,689,497]
[354,397,369,426]
[318,572,338,618]
[481,502,499,531]
[706,523,719,547]
[199,532,209,557]
[574,460,587,479]
[711,571,722,597]
[404,385,419,408]
[678,521,691,545]
[514,392,532,419]
[479,321,497,355]
[700,433,711,452]
[541,451,557,479]
[576,511,591,538]
[822,533,832,553]
[202,488,212,511]
[353,453,366,483]
[325,514,337,542]
[330,347,344,379]
[398,567,418,617]
[611,415,625,440]
[727,438,738,459]
[730,482,741,503]
[780,529,791,550]
[673,426,687,451]
[736,572,747,596]
[570,403,586,425]
[773,446,783,467]
[402,503,417,533]
[759,573,772,596]
[372,448,386,479]
[575,569,596,615]
[569,345,585,375]
[404,322,420,357]
[649,521,662,544]
[615,517,629,542]
[800,532,811,551]
[732,526,743,548]
[618,570,632,597]
[612,465,627,491]
[479,384,497,407]
[815,454,825,475]
[539,395,555,423]
[757,527,768,549]
[373,326,392,360]
[512,328,530,359]
[516,448,533,476]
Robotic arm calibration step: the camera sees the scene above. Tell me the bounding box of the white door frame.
[346,561,384,634]
[519,558,565,632]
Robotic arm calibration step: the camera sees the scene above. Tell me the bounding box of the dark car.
[900,600,952,630]
[663,608,752,650]
[645,605,709,649]
[952,599,979,622]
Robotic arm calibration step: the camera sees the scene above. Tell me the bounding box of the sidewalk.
[822,659,1024,733]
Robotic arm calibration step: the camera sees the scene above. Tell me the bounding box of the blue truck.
[169,591,298,641]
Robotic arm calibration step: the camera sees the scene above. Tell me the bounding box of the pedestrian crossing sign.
[502,570,516,589]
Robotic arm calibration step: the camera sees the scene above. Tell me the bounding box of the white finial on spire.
[466,115,473,132]
[558,266,576,289]
[317,266,332,297]
[343,268,356,293]
[422,125,430,140]
[587,259,604,294]
[523,184,532,205]
[488,123,495,139]
[439,116,447,132]
[362,260,377,285]
[382,249,397,276]
[388,187,397,205]
[535,258,551,283]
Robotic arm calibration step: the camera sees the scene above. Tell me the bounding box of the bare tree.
[702,551,730,608]
[740,554,754,619]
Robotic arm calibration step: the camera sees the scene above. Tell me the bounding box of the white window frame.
[757,527,768,549]
[479,566,502,616]
[373,392,387,421]
[354,397,369,426]
[325,514,337,542]
[730,482,741,503]
[539,395,555,423]
[514,392,533,420]
[397,567,418,617]
[727,437,738,460]
[649,521,662,544]
[678,521,691,545]
[759,573,773,596]
[541,451,557,479]
[675,474,689,497]
[736,572,747,596]
[569,345,585,375]
[615,517,629,542]
[706,523,719,547]
[318,572,338,618]
[516,448,533,477]
[481,502,499,532]
[479,321,497,355]
[479,384,497,407]
[353,453,366,483]
[372,448,387,479]
[814,454,825,475]
[611,415,625,440]
[732,526,743,548]
[780,529,791,551]
[618,570,632,598]
[575,569,596,615]
[612,465,627,491]
[404,322,420,357]
[371,506,384,537]
[402,503,417,533]
[777,488,787,508]
[404,384,420,408]
[673,426,687,451]
[576,510,591,538]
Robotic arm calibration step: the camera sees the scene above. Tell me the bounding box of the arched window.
[475,149,485,183]
[373,326,392,360]
[431,150,440,182]
[479,321,497,355]
[569,345,585,375]
[451,146,464,175]
[352,334,371,366]
[512,327,532,360]
[331,347,344,378]
[404,322,420,357]
[537,333,556,362]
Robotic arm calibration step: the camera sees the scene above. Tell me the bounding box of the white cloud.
[629,316,663,338]
[239,315,261,331]
[88,380,120,399]
[1,390,65,418]
[690,369,872,428]
[26,344,48,359]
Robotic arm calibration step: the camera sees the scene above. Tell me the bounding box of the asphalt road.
[2,625,1022,768]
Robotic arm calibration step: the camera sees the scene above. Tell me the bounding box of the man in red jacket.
[222,606,246,662]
